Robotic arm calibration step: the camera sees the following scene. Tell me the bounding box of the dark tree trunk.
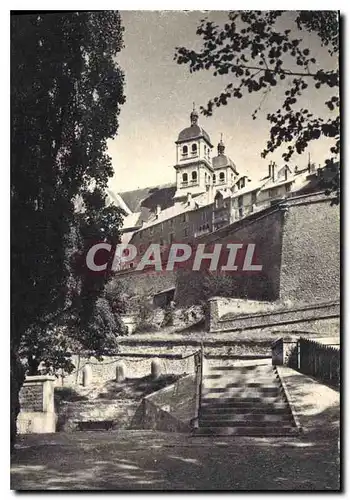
[11,348,25,452]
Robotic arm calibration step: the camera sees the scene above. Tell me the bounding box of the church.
[109,106,319,257]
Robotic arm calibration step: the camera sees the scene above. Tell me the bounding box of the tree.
[175,11,339,202]
[11,11,125,448]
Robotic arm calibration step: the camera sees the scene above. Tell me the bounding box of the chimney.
[155,205,161,218]
[270,162,277,182]
[309,163,316,174]
[206,184,213,204]
[186,192,192,206]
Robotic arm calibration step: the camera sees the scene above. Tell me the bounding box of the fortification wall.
[114,193,340,315]
[175,206,284,305]
[279,193,340,303]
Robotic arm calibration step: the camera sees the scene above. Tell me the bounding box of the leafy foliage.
[175,11,339,201]
[11,11,126,376]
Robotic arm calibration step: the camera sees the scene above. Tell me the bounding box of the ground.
[11,431,339,490]
[11,367,340,491]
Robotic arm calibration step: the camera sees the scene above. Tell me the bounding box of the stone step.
[199,412,293,422]
[202,387,282,395]
[193,426,298,437]
[200,404,290,414]
[198,419,294,427]
[202,394,286,403]
[203,375,281,387]
[201,395,287,404]
[203,376,280,384]
[205,368,276,374]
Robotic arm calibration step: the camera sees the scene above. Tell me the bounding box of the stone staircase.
[193,363,299,436]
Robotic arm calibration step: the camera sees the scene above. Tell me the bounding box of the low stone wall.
[208,298,340,334]
[57,399,141,432]
[213,297,279,318]
[271,338,298,368]
[18,375,56,434]
[142,374,196,432]
[57,354,196,388]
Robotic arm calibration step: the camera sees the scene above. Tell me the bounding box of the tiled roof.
[118,183,176,214]
[139,192,209,230]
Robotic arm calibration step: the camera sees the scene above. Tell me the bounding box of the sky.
[107,10,338,193]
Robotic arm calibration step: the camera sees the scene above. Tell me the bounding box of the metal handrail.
[191,342,204,430]
[199,341,204,422]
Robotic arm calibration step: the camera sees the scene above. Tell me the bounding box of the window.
[182,213,188,223]
[213,174,216,184]
[191,171,197,182]
[219,172,225,182]
[286,183,291,192]
[252,191,257,204]
[191,143,197,154]
[268,188,275,198]
[182,145,188,155]
[169,233,174,243]
[238,195,243,207]
[182,173,188,183]
[183,227,188,237]
[169,218,174,226]
[239,207,244,218]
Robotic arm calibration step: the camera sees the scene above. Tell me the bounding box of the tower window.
[192,143,197,154]
[182,173,188,184]
[191,171,197,182]
[213,174,216,184]
[182,145,188,155]
[219,172,225,182]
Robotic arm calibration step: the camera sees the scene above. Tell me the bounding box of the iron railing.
[298,338,340,388]
[191,342,204,430]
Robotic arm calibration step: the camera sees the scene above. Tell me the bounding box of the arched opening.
[213,174,216,184]
[182,173,188,184]
[191,143,197,154]
[219,172,225,182]
[191,171,197,182]
[182,145,188,155]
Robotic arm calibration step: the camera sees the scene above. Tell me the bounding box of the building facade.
[113,107,323,269]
